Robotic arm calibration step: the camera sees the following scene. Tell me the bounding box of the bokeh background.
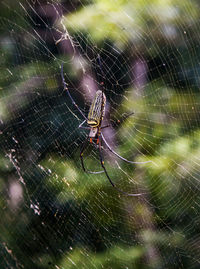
[1,0,200,268]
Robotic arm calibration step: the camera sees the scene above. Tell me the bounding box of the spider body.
[87,90,106,138]
[87,90,106,127]
[61,60,151,196]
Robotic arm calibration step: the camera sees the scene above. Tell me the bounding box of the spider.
[61,57,151,196]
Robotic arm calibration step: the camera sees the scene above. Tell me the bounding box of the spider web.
[1,0,200,268]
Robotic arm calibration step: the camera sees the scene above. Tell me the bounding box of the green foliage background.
[1,0,200,268]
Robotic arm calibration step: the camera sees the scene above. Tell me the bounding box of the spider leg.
[61,63,88,121]
[101,125,110,129]
[98,135,142,196]
[111,112,135,128]
[101,134,152,164]
[79,120,91,129]
[80,138,104,174]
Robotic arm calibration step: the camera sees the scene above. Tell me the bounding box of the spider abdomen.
[87,90,106,127]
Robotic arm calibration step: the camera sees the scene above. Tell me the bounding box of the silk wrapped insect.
[61,60,151,196]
